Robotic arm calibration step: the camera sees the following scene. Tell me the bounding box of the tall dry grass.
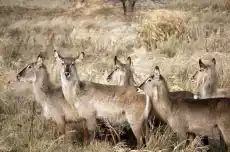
[0,0,230,151]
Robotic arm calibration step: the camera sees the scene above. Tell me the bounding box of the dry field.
[0,0,230,151]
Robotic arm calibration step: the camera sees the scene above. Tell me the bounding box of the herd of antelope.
[16,50,230,151]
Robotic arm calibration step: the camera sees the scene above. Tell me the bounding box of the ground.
[0,0,230,151]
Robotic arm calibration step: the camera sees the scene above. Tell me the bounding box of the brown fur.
[106,56,193,99]
[16,55,84,142]
[191,58,228,99]
[138,66,230,151]
[55,50,151,147]
[107,56,136,86]
[50,50,85,87]
[106,56,193,129]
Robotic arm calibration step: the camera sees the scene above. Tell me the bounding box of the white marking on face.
[144,94,150,118]
[137,88,145,94]
[153,86,158,101]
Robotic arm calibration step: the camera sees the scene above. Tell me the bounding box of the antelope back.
[55,51,149,118]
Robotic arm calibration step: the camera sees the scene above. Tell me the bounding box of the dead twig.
[29,101,36,146]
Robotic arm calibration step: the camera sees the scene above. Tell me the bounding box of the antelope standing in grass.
[55,50,152,147]
[107,56,136,86]
[16,54,86,143]
[106,56,193,129]
[107,56,194,100]
[191,58,228,99]
[106,56,194,130]
[137,66,230,151]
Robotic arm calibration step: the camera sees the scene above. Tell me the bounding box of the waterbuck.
[107,56,193,100]
[106,56,193,128]
[191,58,228,99]
[16,54,86,143]
[51,50,85,87]
[55,50,152,147]
[107,56,136,86]
[137,66,230,151]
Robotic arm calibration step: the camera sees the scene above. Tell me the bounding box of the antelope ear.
[37,54,44,66]
[114,56,118,65]
[74,52,85,63]
[78,52,85,60]
[154,66,160,80]
[212,58,216,65]
[37,52,43,60]
[114,56,122,66]
[199,59,206,69]
[127,56,132,66]
[154,66,160,74]
[37,52,47,60]
[54,50,63,61]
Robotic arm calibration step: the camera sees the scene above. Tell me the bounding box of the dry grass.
[137,9,187,56]
[0,0,230,151]
[169,0,230,11]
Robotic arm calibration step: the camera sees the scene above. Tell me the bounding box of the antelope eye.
[147,78,152,82]
[115,66,120,70]
[61,62,64,65]
[28,65,32,69]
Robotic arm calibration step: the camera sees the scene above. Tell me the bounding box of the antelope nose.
[65,72,70,77]
[106,77,110,82]
[191,77,195,83]
[16,74,20,80]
